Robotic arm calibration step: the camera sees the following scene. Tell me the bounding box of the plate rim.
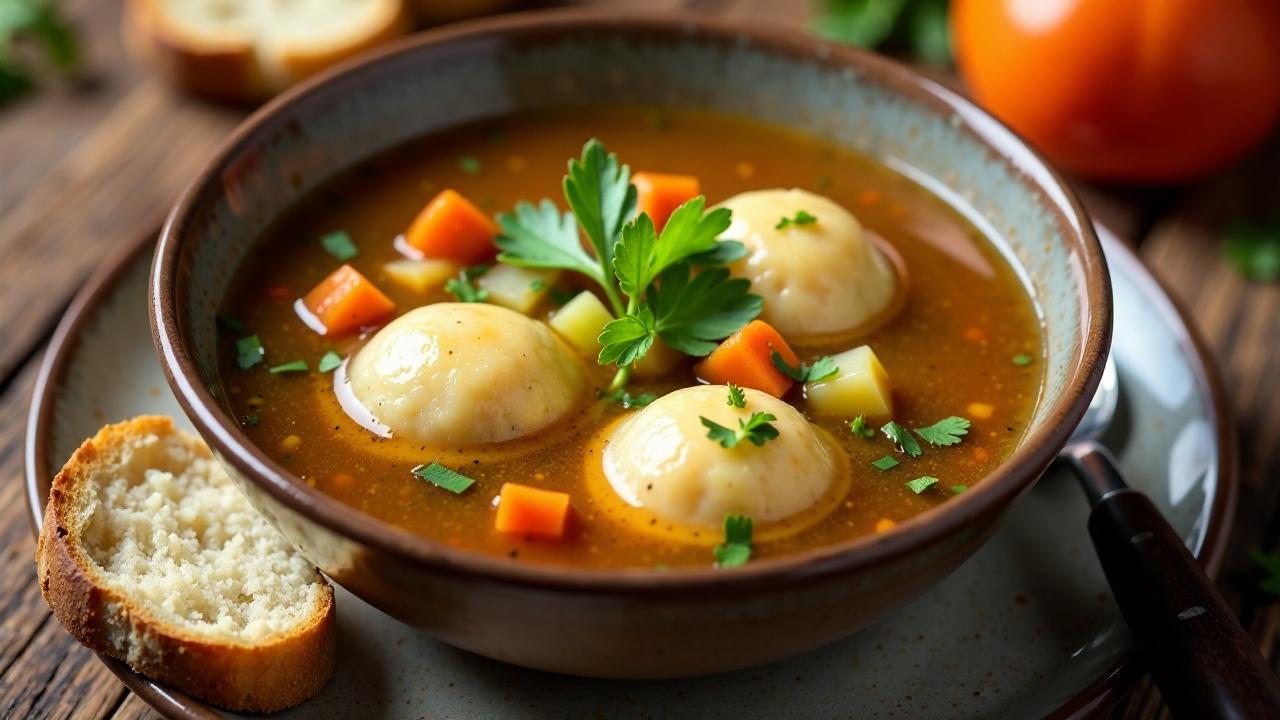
[23,227,1239,720]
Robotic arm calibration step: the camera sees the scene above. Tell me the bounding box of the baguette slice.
[124,0,412,103]
[36,416,335,713]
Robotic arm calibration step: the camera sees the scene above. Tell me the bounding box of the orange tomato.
[951,0,1280,183]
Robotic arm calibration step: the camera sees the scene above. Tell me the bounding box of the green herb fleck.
[444,265,491,303]
[268,360,308,374]
[529,279,547,292]
[701,412,780,449]
[235,335,265,369]
[600,388,657,408]
[850,415,876,438]
[241,414,260,427]
[881,421,922,457]
[1253,549,1280,595]
[812,0,952,66]
[412,462,476,494]
[907,476,939,494]
[775,210,818,230]
[0,1,80,107]
[458,155,482,175]
[872,455,900,472]
[713,514,753,567]
[216,314,245,332]
[1012,353,1033,367]
[317,351,343,373]
[950,484,969,494]
[320,230,358,261]
[770,351,838,383]
[1223,222,1280,282]
[915,416,971,447]
[727,383,747,408]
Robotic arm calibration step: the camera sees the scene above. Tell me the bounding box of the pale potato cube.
[632,337,684,378]
[805,345,893,419]
[383,258,456,293]
[549,291,613,355]
[478,264,560,314]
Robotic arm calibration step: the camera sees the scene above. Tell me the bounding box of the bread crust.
[36,416,336,713]
[123,0,412,103]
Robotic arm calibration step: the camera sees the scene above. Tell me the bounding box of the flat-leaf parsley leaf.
[444,265,490,303]
[236,335,265,369]
[915,416,971,447]
[317,351,343,373]
[714,514,753,567]
[771,351,838,383]
[701,412,780,449]
[850,415,876,438]
[872,455,899,471]
[775,210,818,230]
[907,476,939,494]
[727,383,747,408]
[881,421,922,457]
[320,230,358,261]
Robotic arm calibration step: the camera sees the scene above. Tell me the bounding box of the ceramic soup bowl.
[151,11,1110,678]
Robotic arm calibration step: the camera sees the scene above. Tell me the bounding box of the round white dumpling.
[719,188,898,337]
[601,385,838,529]
[346,303,586,445]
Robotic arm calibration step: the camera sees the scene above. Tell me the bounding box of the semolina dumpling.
[346,303,586,445]
[600,385,839,529]
[719,188,898,337]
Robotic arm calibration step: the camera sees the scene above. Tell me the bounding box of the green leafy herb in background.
[0,0,80,106]
[812,0,952,66]
[1252,549,1280,595]
[1223,222,1280,283]
[444,265,490,303]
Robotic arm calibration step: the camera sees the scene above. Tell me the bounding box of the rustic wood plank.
[109,693,162,720]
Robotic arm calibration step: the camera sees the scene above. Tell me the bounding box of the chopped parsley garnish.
[235,335,265,369]
[412,462,476,494]
[871,455,900,471]
[600,388,657,408]
[529,278,546,292]
[268,360,308,374]
[701,412,780,449]
[458,155,482,175]
[906,476,939,494]
[915,416,971,447]
[881,421,922,457]
[1223,222,1280,282]
[241,414,260,427]
[216,314,244,332]
[1012,353,1033,367]
[320,230,358,261]
[727,383,747,408]
[444,265,490,303]
[775,210,818,230]
[714,514,753,567]
[950,484,969,494]
[770,351,838,383]
[849,415,876,438]
[495,140,760,395]
[317,351,343,373]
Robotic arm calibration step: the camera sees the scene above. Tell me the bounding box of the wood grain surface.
[2,1,1278,718]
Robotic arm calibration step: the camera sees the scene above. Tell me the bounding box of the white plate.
[25,226,1235,719]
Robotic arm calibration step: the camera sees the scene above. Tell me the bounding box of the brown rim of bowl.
[28,226,1234,720]
[150,8,1112,596]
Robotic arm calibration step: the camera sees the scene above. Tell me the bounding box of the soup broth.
[218,107,1043,568]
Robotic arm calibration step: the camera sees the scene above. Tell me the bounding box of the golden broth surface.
[218,108,1043,568]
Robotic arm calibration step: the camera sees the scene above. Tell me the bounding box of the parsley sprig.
[701,412,780,449]
[714,514,753,567]
[496,140,760,395]
[771,351,839,383]
[915,416,971,446]
[775,210,817,230]
[444,265,490,303]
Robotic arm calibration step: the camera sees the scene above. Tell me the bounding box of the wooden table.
[2,1,1277,717]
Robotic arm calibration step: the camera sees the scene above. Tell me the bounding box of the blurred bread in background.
[124,0,415,103]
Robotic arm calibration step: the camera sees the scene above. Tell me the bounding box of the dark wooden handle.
[1080,447,1280,719]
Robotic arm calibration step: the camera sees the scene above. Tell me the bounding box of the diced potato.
[632,337,685,378]
[805,345,893,419]
[477,264,560,314]
[549,291,613,355]
[383,258,457,293]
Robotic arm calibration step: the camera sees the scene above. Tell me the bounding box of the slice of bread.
[36,416,335,713]
[124,0,412,103]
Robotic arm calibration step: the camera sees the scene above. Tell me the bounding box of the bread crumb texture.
[76,428,325,645]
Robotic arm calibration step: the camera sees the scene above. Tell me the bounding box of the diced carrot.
[495,482,571,539]
[302,264,395,336]
[633,172,700,230]
[695,320,799,398]
[875,518,896,533]
[972,447,992,463]
[967,402,995,419]
[963,326,988,342]
[404,188,499,265]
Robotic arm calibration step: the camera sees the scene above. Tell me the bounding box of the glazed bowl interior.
[154,11,1109,587]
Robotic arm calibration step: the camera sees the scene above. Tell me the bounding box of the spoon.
[1060,358,1280,718]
